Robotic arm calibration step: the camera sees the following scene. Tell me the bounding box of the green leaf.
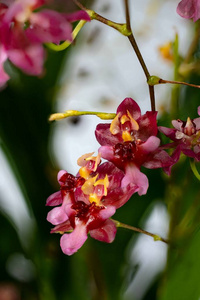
[159,229,200,300]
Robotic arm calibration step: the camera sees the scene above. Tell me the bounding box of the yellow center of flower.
[110,110,139,142]
[81,174,109,206]
[15,0,36,23]
[78,152,101,179]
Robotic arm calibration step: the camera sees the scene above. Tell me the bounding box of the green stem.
[112,219,169,244]
[87,10,131,36]
[124,0,156,111]
[148,76,200,89]
[170,33,180,118]
[46,20,87,51]
[189,159,200,181]
[49,110,116,121]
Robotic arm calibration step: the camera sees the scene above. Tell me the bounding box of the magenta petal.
[116,98,141,120]
[64,10,91,22]
[122,163,149,196]
[27,10,73,44]
[47,206,68,225]
[60,222,88,255]
[90,219,117,243]
[159,126,177,140]
[143,149,174,169]
[8,44,45,75]
[96,162,124,187]
[46,191,62,206]
[138,111,158,139]
[105,183,138,209]
[163,146,182,175]
[95,123,122,146]
[3,1,23,23]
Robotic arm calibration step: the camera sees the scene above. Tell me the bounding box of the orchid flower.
[159,106,200,173]
[95,98,173,195]
[46,155,138,255]
[0,0,90,86]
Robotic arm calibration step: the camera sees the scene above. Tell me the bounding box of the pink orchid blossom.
[159,106,200,173]
[177,0,200,22]
[95,98,173,195]
[47,161,138,255]
[0,0,90,86]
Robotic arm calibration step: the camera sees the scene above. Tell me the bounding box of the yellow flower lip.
[110,110,139,137]
[122,131,132,142]
[78,152,101,179]
[81,174,109,205]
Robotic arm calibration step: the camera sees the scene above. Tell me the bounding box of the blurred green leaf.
[159,229,200,300]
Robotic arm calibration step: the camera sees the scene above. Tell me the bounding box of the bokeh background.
[1,0,200,299]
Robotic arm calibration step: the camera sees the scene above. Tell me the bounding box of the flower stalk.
[189,159,200,181]
[148,75,200,89]
[46,20,87,51]
[123,0,156,111]
[49,110,116,121]
[112,219,169,244]
[87,10,131,36]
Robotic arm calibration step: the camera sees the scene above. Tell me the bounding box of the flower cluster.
[46,151,138,255]
[47,98,181,255]
[45,1,200,256]
[0,0,90,87]
[159,106,200,173]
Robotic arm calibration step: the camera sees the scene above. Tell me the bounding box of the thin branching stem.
[124,0,156,111]
[112,219,169,244]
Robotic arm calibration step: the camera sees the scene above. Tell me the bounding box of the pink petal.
[27,10,73,44]
[50,220,72,233]
[8,44,45,75]
[121,163,149,196]
[3,0,45,23]
[193,115,200,129]
[139,136,160,153]
[64,10,91,22]
[98,206,116,220]
[171,119,184,131]
[46,191,62,206]
[177,0,196,20]
[98,145,115,161]
[0,46,9,87]
[60,222,88,255]
[90,219,117,243]
[57,170,67,184]
[198,106,200,116]
[159,126,177,140]
[47,206,68,225]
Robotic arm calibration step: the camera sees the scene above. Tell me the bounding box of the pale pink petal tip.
[60,224,88,256]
